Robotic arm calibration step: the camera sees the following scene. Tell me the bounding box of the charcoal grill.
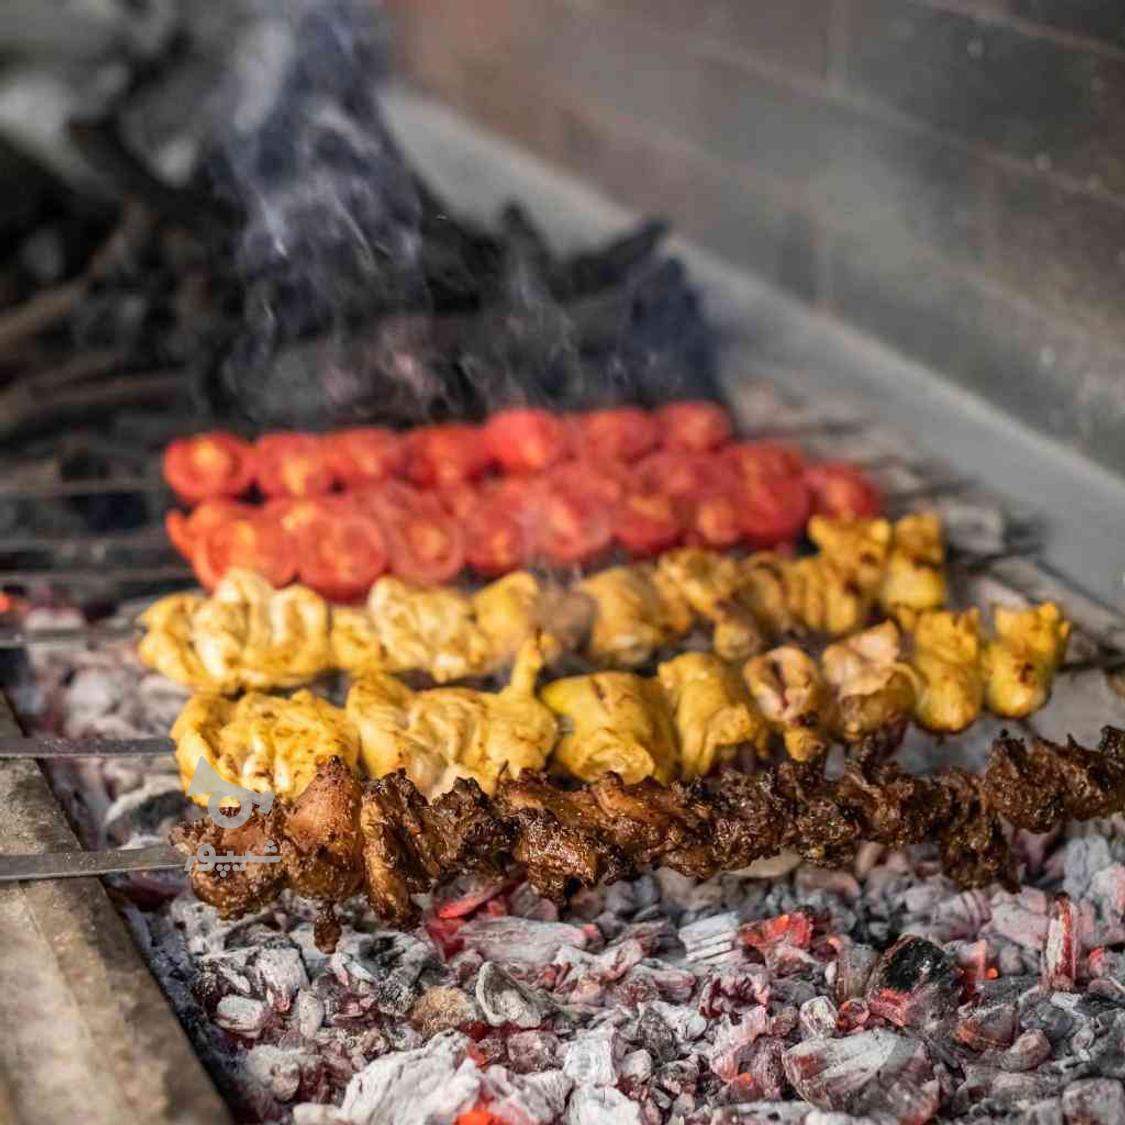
[2,89,1125,1124]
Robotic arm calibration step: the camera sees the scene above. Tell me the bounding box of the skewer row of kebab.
[174,725,1125,950]
[172,593,1069,811]
[163,403,738,503]
[140,513,945,694]
[162,405,882,594]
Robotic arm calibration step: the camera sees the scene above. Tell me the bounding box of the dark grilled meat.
[174,726,1125,949]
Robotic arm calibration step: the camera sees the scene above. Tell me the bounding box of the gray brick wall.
[387,0,1125,476]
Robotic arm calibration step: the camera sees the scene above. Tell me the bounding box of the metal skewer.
[0,844,184,882]
[0,622,143,649]
[0,735,173,758]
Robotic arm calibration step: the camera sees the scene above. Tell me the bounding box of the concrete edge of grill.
[0,696,231,1125]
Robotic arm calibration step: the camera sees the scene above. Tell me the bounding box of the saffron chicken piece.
[364,576,495,682]
[657,652,769,778]
[172,688,360,803]
[879,512,946,615]
[345,638,557,796]
[907,608,984,733]
[743,645,835,762]
[757,517,892,640]
[577,565,692,668]
[139,569,332,693]
[821,621,918,743]
[541,671,679,784]
[656,549,767,663]
[984,602,1070,718]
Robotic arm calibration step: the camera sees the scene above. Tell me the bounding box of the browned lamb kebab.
[172,727,1125,951]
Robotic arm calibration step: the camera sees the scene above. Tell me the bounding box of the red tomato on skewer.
[615,489,684,556]
[573,407,660,464]
[297,509,388,602]
[741,474,813,549]
[724,440,806,485]
[163,432,256,504]
[192,513,296,589]
[688,490,744,550]
[535,466,614,566]
[164,499,253,561]
[366,481,466,585]
[466,501,531,576]
[656,400,733,453]
[545,460,628,508]
[255,433,335,498]
[483,408,569,474]
[405,424,492,489]
[635,451,726,500]
[804,463,883,520]
[323,427,403,487]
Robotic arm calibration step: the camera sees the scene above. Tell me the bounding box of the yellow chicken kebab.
[541,671,678,785]
[657,652,769,777]
[743,645,835,762]
[346,637,556,796]
[984,602,1070,718]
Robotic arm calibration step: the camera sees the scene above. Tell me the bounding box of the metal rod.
[0,476,165,499]
[0,622,141,649]
[0,844,184,883]
[0,564,192,586]
[0,735,173,759]
[0,528,170,554]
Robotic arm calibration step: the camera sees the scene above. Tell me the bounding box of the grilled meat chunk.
[175,727,1125,947]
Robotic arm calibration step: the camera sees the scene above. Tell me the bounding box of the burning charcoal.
[954,1000,1018,1050]
[506,1030,562,1074]
[1061,1078,1125,1124]
[1020,996,1077,1045]
[990,1028,1053,1072]
[432,874,509,919]
[215,995,272,1037]
[250,946,309,1013]
[295,989,326,1039]
[783,1029,937,1118]
[642,1001,707,1045]
[409,986,480,1038]
[799,997,839,1040]
[1044,895,1080,992]
[194,949,253,1010]
[827,939,879,1003]
[747,1038,788,1101]
[244,1044,312,1102]
[740,912,814,955]
[459,917,589,965]
[620,1047,654,1085]
[338,1031,481,1123]
[563,1028,620,1088]
[564,1085,642,1125]
[679,913,744,966]
[486,1068,572,1124]
[990,888,1052,950]
[707,1008,770,1081]
[292,1107,349,1125]
[865,936,961,1029]
[476,963,555,1029]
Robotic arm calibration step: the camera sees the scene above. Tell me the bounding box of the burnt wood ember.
[174,727,1125,943]
[0,0,717,454]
